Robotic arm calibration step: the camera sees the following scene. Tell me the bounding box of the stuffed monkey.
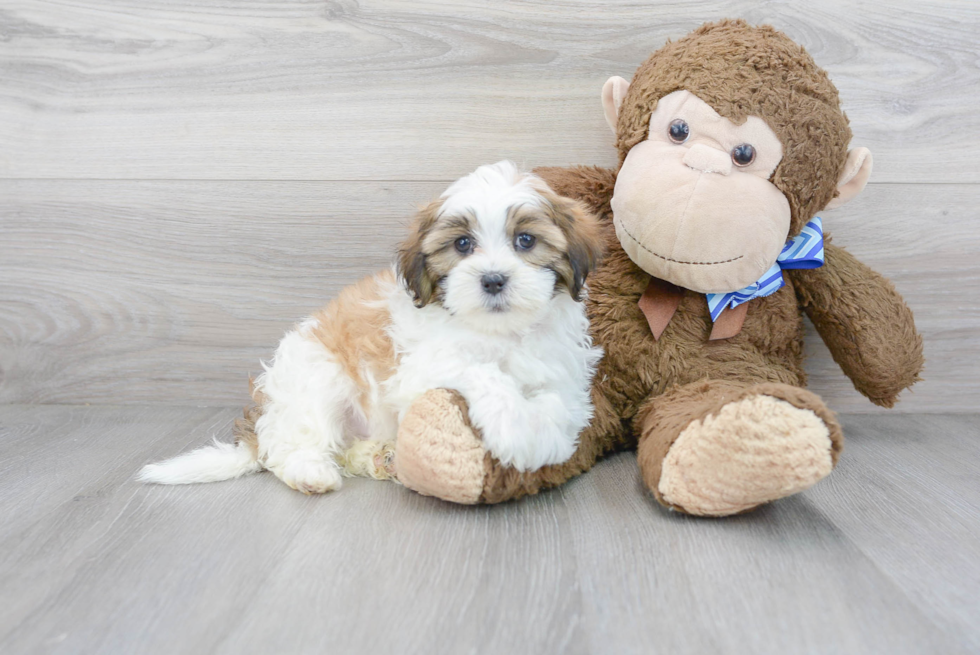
[394,19,923,516]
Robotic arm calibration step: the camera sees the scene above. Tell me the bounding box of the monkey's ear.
[601,76,630,134]
[825,147,873,210]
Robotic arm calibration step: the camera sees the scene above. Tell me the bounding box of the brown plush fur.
[793,246,924,407]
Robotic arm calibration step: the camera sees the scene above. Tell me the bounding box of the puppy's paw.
[276,450,343,495]
[475,393,576,472]
[480,422,575,473]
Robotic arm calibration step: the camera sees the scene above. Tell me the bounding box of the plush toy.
[393,19,924,516]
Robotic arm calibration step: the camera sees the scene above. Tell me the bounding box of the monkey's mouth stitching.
[614,217,743,266]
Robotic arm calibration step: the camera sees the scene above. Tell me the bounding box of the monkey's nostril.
[481,273,508,295]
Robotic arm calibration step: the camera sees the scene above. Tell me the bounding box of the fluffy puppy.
[140,161,604,494]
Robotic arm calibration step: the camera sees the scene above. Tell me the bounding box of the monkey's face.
[610,90,791,294]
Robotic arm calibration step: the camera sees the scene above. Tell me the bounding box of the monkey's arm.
[533,166,617,217]
[790,240,923,407]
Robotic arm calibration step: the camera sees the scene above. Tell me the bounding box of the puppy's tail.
[139,438,262,485]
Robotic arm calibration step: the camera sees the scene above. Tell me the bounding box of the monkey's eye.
[515,233,536,251]
[454,236,473,255]
[731,143,756,167]
[668,119,690,143]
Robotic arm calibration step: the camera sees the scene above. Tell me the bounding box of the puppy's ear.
[397,199,442,308]
[545,193,604,301]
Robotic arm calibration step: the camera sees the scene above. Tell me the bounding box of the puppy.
[140,161,604,494]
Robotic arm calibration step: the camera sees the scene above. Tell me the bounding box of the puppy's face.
[398,161,603,334]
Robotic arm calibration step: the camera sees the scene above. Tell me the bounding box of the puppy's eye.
[515,233,536,251]
[668,119,690,144]
[731,143,756,167]
[454,236,473,255]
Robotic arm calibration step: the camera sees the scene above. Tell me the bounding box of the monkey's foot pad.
[659,394,834,516]
[396,389,487,504]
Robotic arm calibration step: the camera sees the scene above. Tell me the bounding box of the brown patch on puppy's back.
[309,270,398,412]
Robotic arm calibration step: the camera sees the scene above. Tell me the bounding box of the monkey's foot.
[640,381,842,516]
[396,389,487,504]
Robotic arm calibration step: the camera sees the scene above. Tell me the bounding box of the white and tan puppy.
[140,161,604,494]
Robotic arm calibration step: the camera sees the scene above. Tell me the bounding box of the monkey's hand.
[790,240,923,407]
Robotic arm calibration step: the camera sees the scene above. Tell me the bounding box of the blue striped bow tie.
[706,217,825,322]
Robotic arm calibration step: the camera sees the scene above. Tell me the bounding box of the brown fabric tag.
[709,302,749,340]
[638,277,684,340]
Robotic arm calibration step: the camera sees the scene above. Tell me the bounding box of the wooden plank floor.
[1,406,977,654]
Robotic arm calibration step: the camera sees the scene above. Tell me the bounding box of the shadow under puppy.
[140,161,604,494]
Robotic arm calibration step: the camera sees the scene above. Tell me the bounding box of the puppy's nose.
[481,273,508,295]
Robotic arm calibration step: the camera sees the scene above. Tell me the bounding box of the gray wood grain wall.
[2,0,978,410]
